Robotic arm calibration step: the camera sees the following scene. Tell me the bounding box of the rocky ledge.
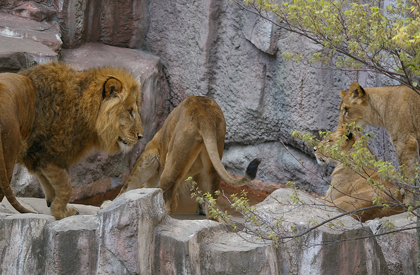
[0,188,415,275]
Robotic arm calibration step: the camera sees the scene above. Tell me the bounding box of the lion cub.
[338,82,420,201]
[114,96,261,217]
[315,127,403,222]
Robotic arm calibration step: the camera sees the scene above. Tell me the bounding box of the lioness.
[116,96,261,216]
[338,82,420,182]
[15,62,143,219]
[0,73,37,214]
[315,126,403,222]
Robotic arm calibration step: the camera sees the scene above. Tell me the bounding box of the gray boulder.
[0,11,60,72]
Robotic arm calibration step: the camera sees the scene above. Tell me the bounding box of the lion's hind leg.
[40,164,78,220]
[160,141,203,214]
[194,170,221,219]
[0,126,34,213]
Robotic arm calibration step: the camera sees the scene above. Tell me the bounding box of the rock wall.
[142,0,399,193]
[1,188,414,274]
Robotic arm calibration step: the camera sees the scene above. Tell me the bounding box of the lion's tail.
[201,127,261,187]
[0,137,34,214]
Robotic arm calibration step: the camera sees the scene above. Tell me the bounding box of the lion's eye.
[343,107,349,115]
[327,140,332,143]
[129,109,134,118]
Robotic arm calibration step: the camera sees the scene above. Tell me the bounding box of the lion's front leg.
[40,164,78,220]
[36,173,55,207]
[394,136,419,204]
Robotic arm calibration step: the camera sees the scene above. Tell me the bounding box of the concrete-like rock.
[249,188,389,274]
[0,188,413,274]
[0,214,54,275]
[97,189,166,274]
[0,11,61,54]
[143,0,402,196]
[0,197,99,216]
[243,11,280,55]
[11,2,56,23]
[222,141,331,194]
[366,214,417,274]
[154,218,225,274]
[0,11,59,72]
[143,0,345,193]
[11,165,44,198]
[45,215,99,275]
[56,0,149,48]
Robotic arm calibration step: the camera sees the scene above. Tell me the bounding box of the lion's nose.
[137,133,143,140]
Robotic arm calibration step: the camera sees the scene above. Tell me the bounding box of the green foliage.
[237,0,420,92]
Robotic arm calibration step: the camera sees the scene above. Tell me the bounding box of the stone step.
[0,12,60,71]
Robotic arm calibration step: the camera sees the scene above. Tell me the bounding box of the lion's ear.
[349,82,366,101]
[103,77,123,100]
[339,89,347,98]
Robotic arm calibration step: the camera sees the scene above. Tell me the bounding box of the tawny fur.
[16,61,143,219]
[338,82,420,184]
[115,96,261,217]
[0,73,37,214]
[315,127,403,222]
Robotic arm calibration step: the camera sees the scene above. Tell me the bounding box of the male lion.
[338,82,420,186]
[115,96,261,216]
[0,73,38,214]
[16,61,143,219]
[315,126,403,222]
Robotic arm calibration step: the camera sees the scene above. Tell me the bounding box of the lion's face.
[96,76,143,154]
[314,127,355,165]
[338,82,369,128]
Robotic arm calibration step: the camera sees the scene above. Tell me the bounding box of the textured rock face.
[53,0,149,48]
[0,188,412,274]
[142,0,355,192]
[0,11,59,72]
[142,0,400,193]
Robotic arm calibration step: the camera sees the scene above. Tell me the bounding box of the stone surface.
[0,12,60,72]
[222,141,332,194]
[143,0,402,195]
[366,214,417,275]
[96,189,167,274]
[143,0,349,193]
[252,189,389,274]
[55,0,149,48]
[11,1,56,23]
[1,188,407,275]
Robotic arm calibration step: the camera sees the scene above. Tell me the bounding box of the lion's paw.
[52,205,79,220]
[100,200,112,209]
